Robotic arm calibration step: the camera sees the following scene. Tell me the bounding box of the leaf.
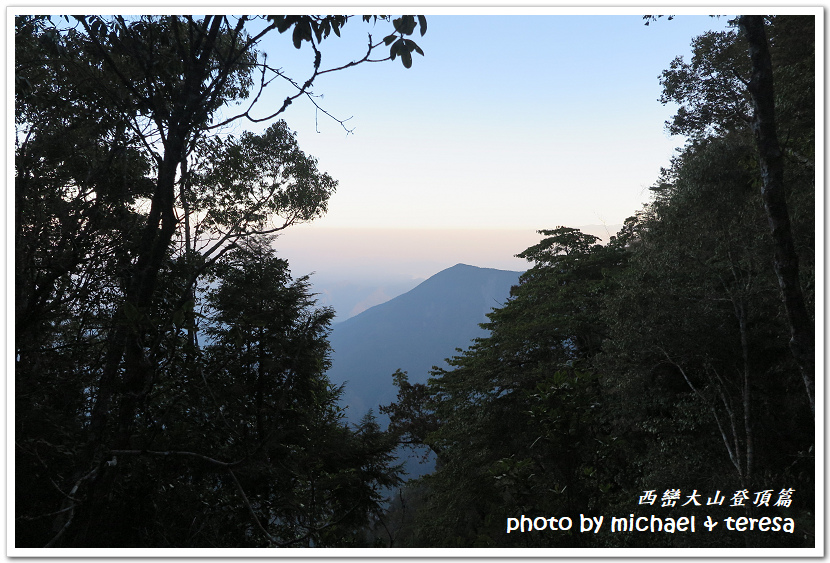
[292,24,303,49]
[390,38,402,61]
[383,34,397,46]
[399,15,417,35]
[418,15,427,36]
[268,15,294,34]
[291,19,312,49]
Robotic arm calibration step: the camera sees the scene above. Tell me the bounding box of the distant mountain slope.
[327,263,523,420]
[311,275,425,323]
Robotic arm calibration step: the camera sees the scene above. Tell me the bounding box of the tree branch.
[110,448,244,468]
[227,468,278,545]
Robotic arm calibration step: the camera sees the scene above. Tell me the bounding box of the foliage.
[189,121,337,236]
[379,229,630,547]
[379,370,441,459]
[15,13,424,548]
[118,238,403,547]
[378,15,814,549]
[268,15,426,68]
[659,26,752,138]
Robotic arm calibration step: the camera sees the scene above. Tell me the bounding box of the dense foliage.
[15,14,424,548]
[378,15,815,548]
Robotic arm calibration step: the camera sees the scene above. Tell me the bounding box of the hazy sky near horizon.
[238,11,734,233]
[274,224,622,281]
[225,10,739,294]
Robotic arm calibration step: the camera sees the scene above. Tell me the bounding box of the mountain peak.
[327,264,522,419]
[446,262,511,272]
[436,262,522,283]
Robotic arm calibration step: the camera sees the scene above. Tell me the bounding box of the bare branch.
[17,505,74,522]
[43,467,98,548]
[318,33,389,75]
[276,505,358,548]
[656,347,743,478]
[110,448,244,468]
[227,468,279,545]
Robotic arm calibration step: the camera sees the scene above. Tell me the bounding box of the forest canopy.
[15,14,425,548]
[378,15,815,549]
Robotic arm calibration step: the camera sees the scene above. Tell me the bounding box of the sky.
[238,12,734,232]
[8,10,752,318]
[218,11,740,316]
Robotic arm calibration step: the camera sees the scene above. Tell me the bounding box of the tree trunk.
[739,15,815,415]
[64,131,186,547]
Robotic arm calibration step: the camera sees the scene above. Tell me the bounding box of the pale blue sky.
[229,11,742,315]
[243,12,733,231]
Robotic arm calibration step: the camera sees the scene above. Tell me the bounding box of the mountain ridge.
[326,263,523,420]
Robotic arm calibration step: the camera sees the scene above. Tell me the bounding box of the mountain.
[326,263,523,421]
[310,275,425,323]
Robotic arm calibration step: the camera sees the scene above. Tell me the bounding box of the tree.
[15,13,426,547]
[382,229,631,547]
[658,24,751,138]
[738,15,814,414]
[597,134,813,547]
[374,16,815,549]
[104,237,402,547]
[16,17,158,546]
[659,15,815,413]
[380,370,442,460]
